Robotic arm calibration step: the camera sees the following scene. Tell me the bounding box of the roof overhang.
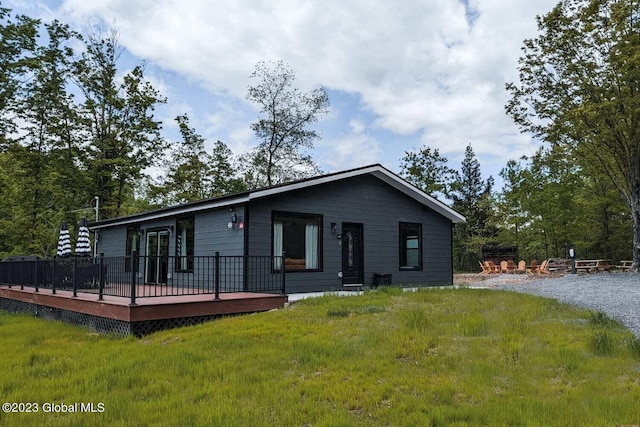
[91,164,465,229]
[90,196,250,230]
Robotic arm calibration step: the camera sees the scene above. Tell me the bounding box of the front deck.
[0,254,289,336]
[0,284,288,337]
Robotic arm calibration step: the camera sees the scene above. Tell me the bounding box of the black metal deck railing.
[0,252,286,304]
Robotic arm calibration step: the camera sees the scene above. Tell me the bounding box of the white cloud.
[318,132,383,172]
[45,0,560,178]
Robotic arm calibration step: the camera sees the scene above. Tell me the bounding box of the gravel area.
[489,273,640,337]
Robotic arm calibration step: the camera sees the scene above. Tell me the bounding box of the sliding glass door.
[145,230,169,284]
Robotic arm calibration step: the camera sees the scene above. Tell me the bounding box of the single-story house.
[91,164,465,294]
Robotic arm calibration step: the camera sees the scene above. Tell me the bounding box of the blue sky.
[9,0,559,188]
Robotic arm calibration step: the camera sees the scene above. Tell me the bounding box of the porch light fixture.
[331,222,337,235]
[231,213,237,224]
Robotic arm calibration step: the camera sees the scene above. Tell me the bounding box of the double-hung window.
[399,222,422,270]
[175,218,194,272]
[273,212,322,271]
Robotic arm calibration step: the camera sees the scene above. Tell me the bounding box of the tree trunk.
[631,194,640,272]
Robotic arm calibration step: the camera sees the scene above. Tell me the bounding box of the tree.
[245,60,329,187]
[399,145,457,199]
[497,146,630,262]
[13,20,84,254]
[74,29,166,219]
[498,147,582,260]
[451,144,495,237]
[506,0,640,270]
[148,115,244,206]
[450,144,496,271]
[209,139,246,195]
[0,7,39,141]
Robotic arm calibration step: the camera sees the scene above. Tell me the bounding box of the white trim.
[91,196,250,229]
[91,164,465,229]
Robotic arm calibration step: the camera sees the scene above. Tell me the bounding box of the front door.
[342,223,364,286]
[145,230,169,284]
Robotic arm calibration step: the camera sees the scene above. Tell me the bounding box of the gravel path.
[490,273,640,337]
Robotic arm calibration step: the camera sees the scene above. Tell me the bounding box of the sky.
[8,0,560,188]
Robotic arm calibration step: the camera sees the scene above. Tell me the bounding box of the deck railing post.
[72,257,78,297]
[6,260,12,289]
[52,258,57,294]
[130,250,137,305]
[34,258,39,292]
[214,251,220,300]
[98,253,105,301]
[281,251,286,294]
[19,257,24,290]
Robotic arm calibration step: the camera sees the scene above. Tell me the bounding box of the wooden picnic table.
[574,259,613,273]
[616,260,633,271]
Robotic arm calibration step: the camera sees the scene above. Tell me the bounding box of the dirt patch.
[454,273,562,288]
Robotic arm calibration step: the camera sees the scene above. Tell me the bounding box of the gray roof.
[91,164,466,229]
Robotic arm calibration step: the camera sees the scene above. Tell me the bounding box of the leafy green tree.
[399,145,457,199]
[245,60,328,187]
[497,145,630,263]
[74,29,166,219]
[506,0,640,270]
[0,150,21,256]
[149,115,244,206]
[14,21,84,253]
[209,139,246,195]
[1,18,85,256]
[498,147,582,261]
[0,7,38,141]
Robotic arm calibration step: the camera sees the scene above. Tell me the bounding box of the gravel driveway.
[490,273,640,337]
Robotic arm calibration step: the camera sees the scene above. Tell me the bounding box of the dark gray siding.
[96,207,245,258]
[194,207,245,256]
[247,175,453,293]
[94,206,246,290]
[96,226,127,257]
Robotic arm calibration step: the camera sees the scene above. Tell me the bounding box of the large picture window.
[175,218,194,272]
[399,222,422,271]
[273,212,322,271]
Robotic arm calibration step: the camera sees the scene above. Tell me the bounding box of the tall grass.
[1,289,640,426]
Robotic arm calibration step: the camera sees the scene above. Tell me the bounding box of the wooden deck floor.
[0,284,288,335]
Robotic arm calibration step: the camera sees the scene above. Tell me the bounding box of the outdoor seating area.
[479,259,550,275]
[573,259,614,273]
[616,260,633,271]
[479,258,634,274]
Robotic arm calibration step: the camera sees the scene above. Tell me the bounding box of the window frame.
[399,222,423,271]
[272,211,323,273]
[175,217,195,273]
[125,225,140,272]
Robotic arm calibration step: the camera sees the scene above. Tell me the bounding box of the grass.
[1,287,640,426]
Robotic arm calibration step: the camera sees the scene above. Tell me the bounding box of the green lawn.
[1,287,639,426]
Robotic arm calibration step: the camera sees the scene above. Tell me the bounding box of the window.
[400,222,422,270]
[175,218,194,272]
[125,226,140,272]
[273,212,322,271]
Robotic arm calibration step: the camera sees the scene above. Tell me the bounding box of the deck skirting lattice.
[0,296,233,337]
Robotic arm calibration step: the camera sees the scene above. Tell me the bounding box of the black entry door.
[342,223,364,285]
